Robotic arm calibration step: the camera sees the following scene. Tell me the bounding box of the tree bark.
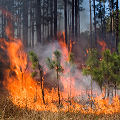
[50,0,53,38]
[64,0,67,45]
[54,0,57,39]
[75,0,78,39]
[39,65,45,104]
[72,0,74,37]
[36,0,41,43]
[91,79,93,108]
[93,0,97,47]
[89,0,92,48]
[23,0,28,47]
[115,0,119,52]
[57,66,60,105]
[70,71,71,105]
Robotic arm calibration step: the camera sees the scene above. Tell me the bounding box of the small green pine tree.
[29,51,45,104]
[46,50,64,105]
[83,48,99,108]
[83,48,120,99]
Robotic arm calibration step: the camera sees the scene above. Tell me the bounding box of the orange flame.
[1,20,120,115]
[97,40,107,51]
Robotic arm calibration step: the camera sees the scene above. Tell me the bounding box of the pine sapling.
[29,51,45,104]
[46,50,64,105]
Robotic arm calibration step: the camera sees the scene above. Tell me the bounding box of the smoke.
[27,41,101,98]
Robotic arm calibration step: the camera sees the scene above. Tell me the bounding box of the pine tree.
[46,50,64,105]
[83,48,99,108]
[29,51,45,104]
[83,48,120,99]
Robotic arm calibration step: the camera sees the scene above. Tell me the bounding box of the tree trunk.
[112,0,114,36]
[99,0,103,33]
[115,0,119,52]
[57,66,60,105]
[70,71,71,105]
[78,0,81,38]
[89,0,92,48]
[115,82,117,97]
[35,83,37,102]
[64,0,67,45]
[93,0,97,47]
[30,5,32,47]
[103,1,106,42]
[72,0,74,37]
[50,0,53,38]
[23,0,28,47]
[91,79,92,108]
[54,0,57,39]
[36,0,41,43]
[107,81,110,98]
[39,66,45,104]
[75,0,78,39]
[32,21,34,47]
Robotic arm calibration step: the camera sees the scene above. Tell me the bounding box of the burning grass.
[1,19,120,119]
[0,95,120,120]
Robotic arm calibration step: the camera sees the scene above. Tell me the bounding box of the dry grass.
[0,95,120,120]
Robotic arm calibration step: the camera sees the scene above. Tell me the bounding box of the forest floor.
[0,89,120,120]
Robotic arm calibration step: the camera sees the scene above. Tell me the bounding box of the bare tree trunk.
[30,5,32,47]
[108,0,114,50]
[115,82,117,97]
[23,0,28,47]
[35,83,37,102]
[39,66,45,104]
[107,81,110,98]
[50,0,53,38]
[64,0,67,45]
[72,0,74,37]
[89,0,92,48]
[93,0,97,47]
[70,71,71,105]
[32,21,34,47]
[54,0,57,39]
[75,0,78,39]
[57,66,60,105]
[36,0,41,43]
[112,0,114,36]
[115,0,119,52]
[103,1,106,42]
[78,0,80,38]
[99,0,103,33]
[91,79,92,108]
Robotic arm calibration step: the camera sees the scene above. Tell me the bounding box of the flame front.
[1,22,120,115]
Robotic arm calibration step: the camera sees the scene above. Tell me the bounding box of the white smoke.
[27,41,101,97]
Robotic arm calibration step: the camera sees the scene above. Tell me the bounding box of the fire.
[97,40,107,51]
[1,20,120,115]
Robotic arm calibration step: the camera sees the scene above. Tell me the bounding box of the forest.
[0,0,120,120]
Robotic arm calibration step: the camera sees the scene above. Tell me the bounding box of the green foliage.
[29,51,39,69]
[46,50,64,73]
[118,42,120,54]
[83,48,120,89]
[68,52,74,64]
[29,51,43,78]
[106,10,120,38]
[31,71,38,78]
[54,50,61,59]
[46,58,56,70]
[83,49,99,76]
